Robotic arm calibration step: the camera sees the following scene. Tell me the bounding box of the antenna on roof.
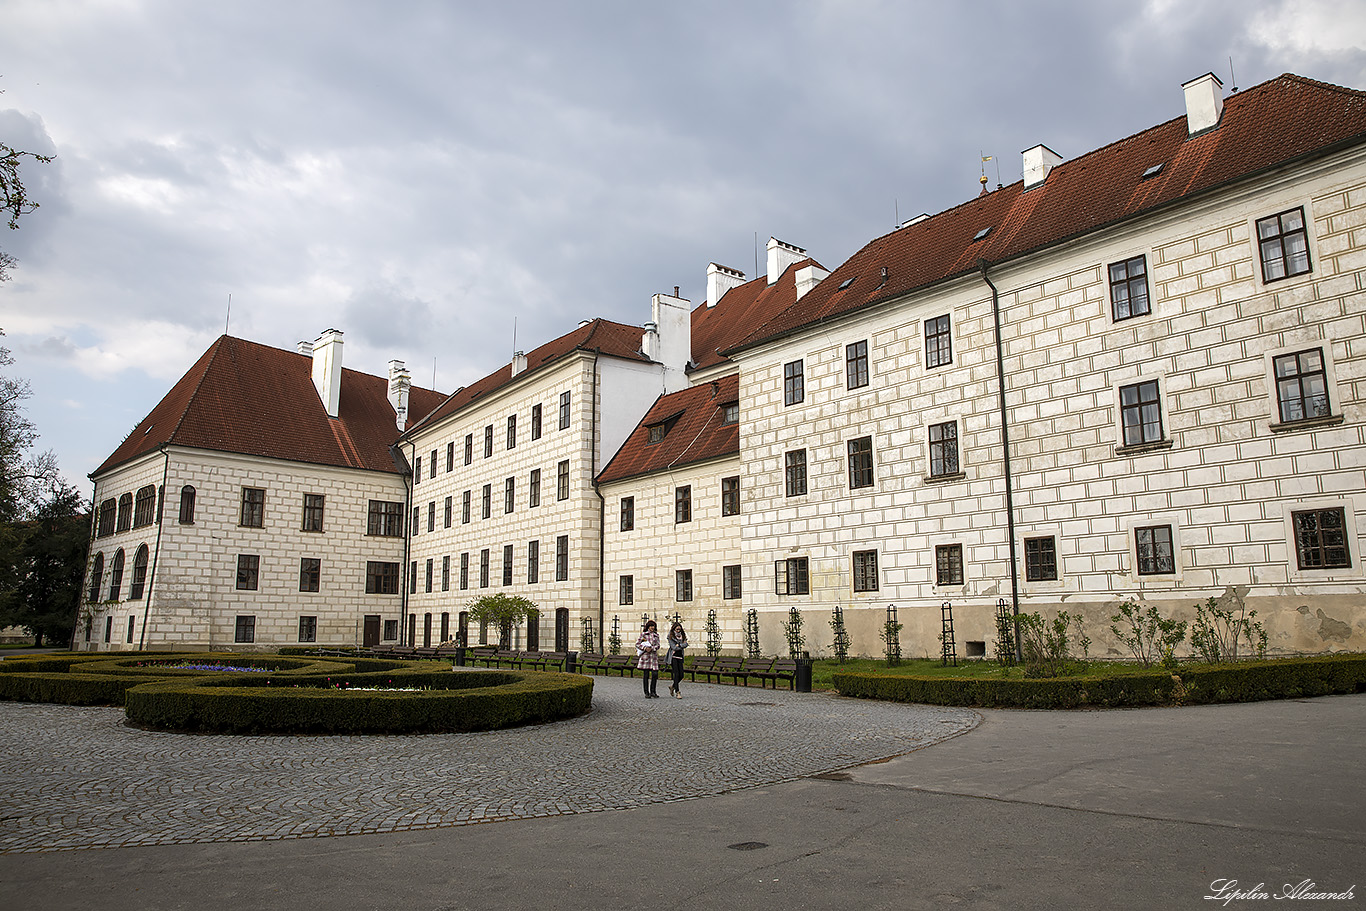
[432,357,437,389]
[979,153,992,195]
[225,293,231,335]
[1229,56,1238,93]
[512,316,517,360]
[754,232,759,279]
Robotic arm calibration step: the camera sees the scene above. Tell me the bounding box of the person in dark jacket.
[665,621,689,698]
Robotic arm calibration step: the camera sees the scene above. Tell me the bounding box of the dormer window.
[649,425,666,444]
[1141,163,1164,179]
[646,411,683,444]
[721,403,739,424]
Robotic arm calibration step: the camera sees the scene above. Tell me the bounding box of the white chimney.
[387,359,411,431]
[296,340,314,355]
[766,237,806,286]
[706,262,746,308]
[1182,72,1224,136]
[649,290,691,393]
[311,329,344,418]
[511,350,527,377]
[1022,144,1063,190]
[795,263,830,300]
[641,321,659,361]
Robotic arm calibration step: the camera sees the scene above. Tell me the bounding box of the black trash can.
[453,646,466,667]
[566,650,578,674]
[795,652,813,693]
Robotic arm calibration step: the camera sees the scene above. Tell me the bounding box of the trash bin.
[795,651,813,693]
[453,646,466,667]
[566,650,578,674]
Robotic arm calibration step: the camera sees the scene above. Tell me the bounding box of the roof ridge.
[168,334,230,445]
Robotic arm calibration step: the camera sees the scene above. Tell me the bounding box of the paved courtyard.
[0,675,977,853]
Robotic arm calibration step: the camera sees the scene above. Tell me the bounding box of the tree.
[1,483,88,646]
[465,593,539,649]
[0,331,59,523]
[0,142,53,283]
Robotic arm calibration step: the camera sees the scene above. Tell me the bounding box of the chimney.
[511,350,527,377]
[296,340,314,355]
[766,237,806,285]
[706,263,746,308]
[648,289,691,393]
[1182,72,1224,136]
[794,263,830,300]
[1022,144,1063,190]
[641,321,659,361]
[387,359,411,431]
[311,329,344,418]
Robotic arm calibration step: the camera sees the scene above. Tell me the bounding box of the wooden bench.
[700,655,747,685]
[746,657,797,689]
[465,647,498,666]
[520,651,568,671]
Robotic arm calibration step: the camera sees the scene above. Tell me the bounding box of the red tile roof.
[729,74,1366,353]
[92,336,446,477]
[690,258,824,371]
[402,318,651,437]
[597,373,740,484]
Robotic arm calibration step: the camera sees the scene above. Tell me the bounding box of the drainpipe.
[394,441,415,648]
[978,258,1023,663]
[137,448,171,651]
[590,349,604,650]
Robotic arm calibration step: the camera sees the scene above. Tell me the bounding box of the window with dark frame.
[413,456,421,485]
[108,549,125,600]
[117,493,133,531]
[722,403,739,424]
[299,557,321,592]
[620,496,634,531]
[1109,255,1150,320]
[935,544,964,586]
[557,460,570,500]
[236,554,260,591]
[925,315,952,368]
[676,569,693,602]
[853,550,878,592]
[427,501,436,533]
[366,561,400,594]
[484,425,493,458]
[444,496,453,528]
[367,500,404,537]
[481,484,491,519]
[178,486,196,524]
[298,616,317,643]
[721,476,740,516]
[412,506,420,536]
[619,574,633,605]
[384,619,399,640]
[529,470,541,508]
[1292,508,1351,570]
[234,615,255,644]
[846,340,869,389]
[1135,525,1176,575]
[97,498,116,537]
[446,441,455,472]
[505,477,515,514]
[507,414,517,449]
[531,403,542,439]
[464,433,473,465]
[848,436,874,489]
[462,490,471,523]
[675,485,691,524]
[429,449,437,479]
[240,487,265,527]
[785,449,807,497]
[129,545,149,600]
[425,558,434,593]
[442,555,450,591]
[928,422,959,477]
[559,391,572,429]
[1120,380,1163,446]
[1024,536,1058,581]
[1274,348,1331,423]
[502,545,513,586]
[88,553,104,602]
[723,564,742,599]
[133,485,156,527]
[555,535,569,581]
[479,549,490,588]
[783,360,805,405]
[459,553,469,590]
[302,493,325,532]
[410,560,418,594]
[528,540,539,584]
[1257,207,1312,282]
[774,557,809,595]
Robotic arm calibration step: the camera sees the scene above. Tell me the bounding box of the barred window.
[133,485,157,527]
[853,550,878,592]
[117,493,133,531]
[935,544,963,586]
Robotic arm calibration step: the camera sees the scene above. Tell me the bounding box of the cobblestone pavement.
[0,676,977,853]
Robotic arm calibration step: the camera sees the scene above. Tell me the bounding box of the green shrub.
[0,672,163,705]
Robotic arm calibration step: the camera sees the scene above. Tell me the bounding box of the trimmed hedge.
[0,672,166,706]
[124,669,593,734]
[832,653,1366,709]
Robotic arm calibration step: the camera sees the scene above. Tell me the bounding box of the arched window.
[129,544,150,600]
[87,553,105,602]
[116,493,133,532]
[108,549,126,601]
[178,485,196,524]
[133,486,157,527]
[97,499,117,537]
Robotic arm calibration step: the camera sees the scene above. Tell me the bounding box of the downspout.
[978,258,1023,663]
[137,448,171,651]
[590,349,604,651]
[396,441,415,648]
[72,480,99,651]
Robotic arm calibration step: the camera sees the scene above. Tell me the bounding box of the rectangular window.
[531,403,543,440]
[1135,525,1175,575]
[425,558,434,593]
[1024,537,1058,581]
[1120,380,1163,446]
[846,340,869,389]
[853,550,879,592]
[505,477,515,514]
[675,485,691,524]
[367,500,404,537]
[459,552,469,590]
[479,549,490,588]
[413,456,421,485]
[462,491,471,524]
[721,476,740,517]
[299,557,321,593]
[127,615,135,643]
[506,414,517,450]
[427,501,436,533]
[234,615,255,644]
[1274,349,1331,423]
[502,544,514,586]
[484,425,494,458]
[481,484,491,519]
[619,574,634,605]
[384,619,398,641]
[935,544,964,585]
[412,506,420,536]
[559,391,572,429]
[301,493,325,532]
[785,449,807,497]
[366,561,399,594]
[722,403,739,424]
[620,496,635,531]
[557,460,570,500]
[410,561,418,594]
[528,540,539,584]
[676,569,693,602]
[723,564,742,600]
[848,436,874,489]
[236,554,260,591]
[929,422,959,477]
[442,555,451,591]
[1257,207,1311,282]
[529,469,541,508]
[429,449,437,479]
[555,535,569,581]
[444,496,453,528]
[446,441,455,472]
[925,314,952,368]
[774,557,809,595]
[1109,255,1150,320]
[1292,508,1350,570]
[240,487,265,527]
[464,433,473,465]
[298,616,317,643]
[783,360,805,405]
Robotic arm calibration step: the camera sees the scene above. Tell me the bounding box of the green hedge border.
[831,654,1366,708]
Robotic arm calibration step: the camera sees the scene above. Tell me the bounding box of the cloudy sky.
[2,0,1364,493]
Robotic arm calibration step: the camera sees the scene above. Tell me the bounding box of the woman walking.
[666,621,689,698]
[635,619,661,698]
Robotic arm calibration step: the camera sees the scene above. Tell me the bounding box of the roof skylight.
[972,227,991,242]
